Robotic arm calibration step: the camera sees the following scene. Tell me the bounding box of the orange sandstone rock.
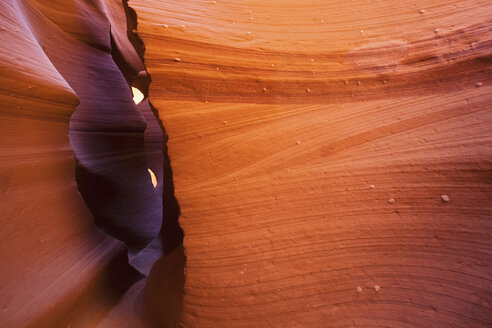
[131,0,492,327]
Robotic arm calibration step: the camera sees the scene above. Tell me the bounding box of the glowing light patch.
[148,168,158,188]
[132,87,144,105]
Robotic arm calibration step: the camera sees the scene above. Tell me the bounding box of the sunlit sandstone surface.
[1,0,491,327]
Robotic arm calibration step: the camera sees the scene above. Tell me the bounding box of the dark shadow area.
[117,0,184,258]
[149,101,184,255]
[119,2,185,324]
[124,1,146,63]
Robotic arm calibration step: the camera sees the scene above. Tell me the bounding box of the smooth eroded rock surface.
[131,0,492,327]
[1,0,163,326]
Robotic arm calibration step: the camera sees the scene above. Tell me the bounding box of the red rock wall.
[131,0,492,327]
[0,0,164,326]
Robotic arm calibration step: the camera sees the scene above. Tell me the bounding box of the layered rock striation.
[0,0,175,326]
[132,0,492,327]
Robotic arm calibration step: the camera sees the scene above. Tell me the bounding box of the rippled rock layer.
[132,0,492,327]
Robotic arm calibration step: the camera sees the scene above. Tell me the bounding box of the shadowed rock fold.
[1,0,181,326]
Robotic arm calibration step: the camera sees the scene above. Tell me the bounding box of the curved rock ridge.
[0,0,175,326]
[18,0,163,270]
[133,0,491,103]
[131,0,492,327]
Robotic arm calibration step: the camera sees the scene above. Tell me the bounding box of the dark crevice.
[109,30,136,87]
[117,0,184,257]
[118,2,185,324]
[124,1,146,62]
[149,101,184,255]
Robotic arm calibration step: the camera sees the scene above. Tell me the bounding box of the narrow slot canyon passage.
[1,0,184,326]
[0,0,491,327]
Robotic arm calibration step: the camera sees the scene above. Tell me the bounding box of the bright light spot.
[132,87,144,105]
[148,168,157,188]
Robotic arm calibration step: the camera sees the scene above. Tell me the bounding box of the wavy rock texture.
[0,0,166,326]
[131,0,492,327]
